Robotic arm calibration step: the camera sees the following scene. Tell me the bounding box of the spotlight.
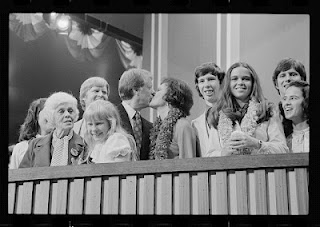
[55,14,71,35]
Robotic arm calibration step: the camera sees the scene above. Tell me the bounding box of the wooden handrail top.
[9,153,308,182]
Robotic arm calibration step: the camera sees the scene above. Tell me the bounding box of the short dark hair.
[194,62,225,98]
[272,58,307,94]
[281,80,309,137]
[162,77,193,116]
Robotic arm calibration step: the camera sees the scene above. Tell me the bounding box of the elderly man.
[117,68,154,160]
[73,77,110,138]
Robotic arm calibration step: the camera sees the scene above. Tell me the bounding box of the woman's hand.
[228,133,260,150]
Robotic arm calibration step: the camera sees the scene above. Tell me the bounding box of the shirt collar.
[122,101,137,120]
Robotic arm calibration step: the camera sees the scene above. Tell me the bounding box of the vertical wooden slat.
[210,171,228,214]
[16,182,34,214]
[288,169,298,215]
[8,183,16,214]
[173,173,190,214]
[120,175,137,214]
[274,169,289,214]
[102,176,120,214]
[191,172,209,214]
[267,170,277,215]
[138,175,155,214]
[236,170,248,214]
[248,171,256,214]
[84,177,101,214]
[228,171,237,214]
[155,174,172,214]
[254,170,267,214]
[295,168,308,214]
[68,178,84,214]
[56,179,68,214]
[33,180,50,214]
[49,180,58,214]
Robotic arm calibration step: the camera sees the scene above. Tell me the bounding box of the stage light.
[55,14,71,35]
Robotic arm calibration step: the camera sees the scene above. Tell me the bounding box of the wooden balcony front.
[8,153,308,215]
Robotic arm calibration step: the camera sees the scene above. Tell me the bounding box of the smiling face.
[230,66,253,103]
[197,73,220,106]
[54,103,77,131]
[83,85,109,110]
[281,86,305,124]
[276,68,302,97]
[86,118,110,142]
[149,83,168,108]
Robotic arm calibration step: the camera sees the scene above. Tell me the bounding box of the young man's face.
[276,68,302,97]
[197,73,221,106]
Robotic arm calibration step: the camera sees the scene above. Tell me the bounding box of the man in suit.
[117,68,154,160]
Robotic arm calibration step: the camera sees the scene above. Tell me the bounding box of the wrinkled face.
[281,86,305,123]
[86,118,110,142]
[54,103,77,131]
[197,73,220,105]
[83,86,108,110]
[137,77,154,108]
[149,83,168,108]
[276,68,302,97]
[230,67,253,103]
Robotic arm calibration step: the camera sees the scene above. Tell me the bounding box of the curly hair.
[161,77,193,116]
[281,80,309,137]
[18,98,47,142]
[194,62,225,98]
[272,58,307,94]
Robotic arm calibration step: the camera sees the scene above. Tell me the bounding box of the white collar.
[122,101,138,120]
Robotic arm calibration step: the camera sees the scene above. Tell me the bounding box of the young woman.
[207,62,289,156]
[82,100,138,163]
[281,80,309,153]
[149,77,196,159]
[9,98,53,169]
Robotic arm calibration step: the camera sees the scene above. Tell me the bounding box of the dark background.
[9,28,125,145]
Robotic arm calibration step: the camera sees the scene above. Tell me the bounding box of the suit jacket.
[19,131,87,168]
[191,112,210,157]
[117,104,153,160]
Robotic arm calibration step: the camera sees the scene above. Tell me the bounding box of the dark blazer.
[117,103,153,160]
[19,131,87,168]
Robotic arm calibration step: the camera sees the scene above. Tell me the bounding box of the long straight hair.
[209,62,267,128]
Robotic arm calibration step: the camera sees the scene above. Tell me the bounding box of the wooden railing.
[8,153,308,215]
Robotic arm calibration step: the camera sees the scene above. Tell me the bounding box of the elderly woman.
[74,77,110,138]
[149,77,196,159]
[281,80,309,153]
[9,98,53,169]
[82,100,138,163]
[207,62,289,156]
[19,92,87,168]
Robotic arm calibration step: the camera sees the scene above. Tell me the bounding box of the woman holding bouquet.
[206,62,289,156]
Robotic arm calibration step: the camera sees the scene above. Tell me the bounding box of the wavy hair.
[18,98,47,142]
[281,80,309,137]
[162,77,194,116]
[209,62,271,128]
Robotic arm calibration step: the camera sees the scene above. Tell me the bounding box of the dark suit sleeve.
[19,139,36,168]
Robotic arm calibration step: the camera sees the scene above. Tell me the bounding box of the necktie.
[51,130,73,166]
[132,111,142,159]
